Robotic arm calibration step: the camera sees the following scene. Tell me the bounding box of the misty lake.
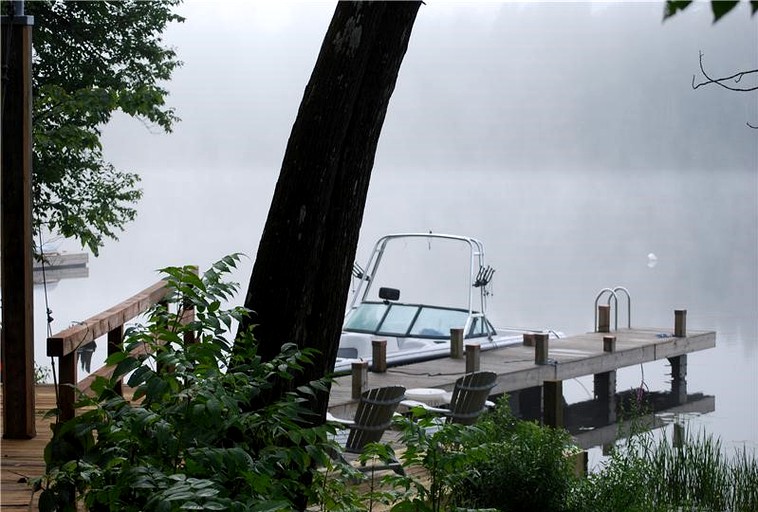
[31,164,757,467]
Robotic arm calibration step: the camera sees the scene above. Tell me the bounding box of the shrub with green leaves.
[450,400,578,512]
[37,256,351,511]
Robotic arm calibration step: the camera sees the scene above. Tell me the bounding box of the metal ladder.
[594,286,631,332]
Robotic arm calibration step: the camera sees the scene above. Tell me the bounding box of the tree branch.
[692,51,758,92]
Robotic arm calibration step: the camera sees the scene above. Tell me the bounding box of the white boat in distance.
[334,233,559,374]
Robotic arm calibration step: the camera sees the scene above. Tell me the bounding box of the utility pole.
[1,0,36,438]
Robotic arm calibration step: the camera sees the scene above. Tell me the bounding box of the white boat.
[334,233,559,373]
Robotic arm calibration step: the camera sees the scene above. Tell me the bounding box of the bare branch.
[692,51,758,92]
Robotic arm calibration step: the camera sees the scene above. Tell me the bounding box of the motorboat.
[334,233,558,373]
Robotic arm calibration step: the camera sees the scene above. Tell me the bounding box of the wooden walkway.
[0,328,715,510]
[0,384,55,511]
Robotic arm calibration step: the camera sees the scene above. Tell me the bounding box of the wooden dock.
[328,327,716,417]
[0,327,714,510]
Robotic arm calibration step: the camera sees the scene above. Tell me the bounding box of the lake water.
[30,165,757,460]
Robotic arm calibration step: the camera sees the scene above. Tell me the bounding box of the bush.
[37,256,353,511]
[451,400,578,512]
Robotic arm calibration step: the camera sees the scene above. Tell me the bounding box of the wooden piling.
[371,339,387,373]
[603,335,616,353]
[593,370,617,423]
[351,361,368,399]
[543,380,564,427]
[465,343,481,373]
[534,333,549,365]
[597,304,611,333]
[674,309,687,337]
[523,333,535,347]
[450,327,464,359]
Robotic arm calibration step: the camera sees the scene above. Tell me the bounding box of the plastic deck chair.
[327,385,406,475]
[402,371,498,425]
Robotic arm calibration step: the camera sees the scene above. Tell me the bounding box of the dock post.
[518,386,543,421]
[674,309,687,337]
[543,380,564,428]
[450,327,464,359]
[668,354,687,405]
[522,333,535,347]
[465,342,481,373]
[371,339,387,373]
[593,371,617,424]
[351,361,368,399]
[592,335,618,423]
[597,305,611,333]
[534,332,549,365]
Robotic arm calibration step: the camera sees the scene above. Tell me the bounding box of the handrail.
[46,278,175,421]
[47,279,170,357]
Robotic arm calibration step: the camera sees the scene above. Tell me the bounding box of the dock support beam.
[593,371,617,424]
[543,380,564,428]
[668,354,687,405]
[512,386,542,421]
[594,335,617,423]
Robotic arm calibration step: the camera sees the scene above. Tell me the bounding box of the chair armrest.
[325,412,355,426]
[400,399,450,415]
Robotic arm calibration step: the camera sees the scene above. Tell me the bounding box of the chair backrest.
[446,371,497,425]
[345,385,406,454]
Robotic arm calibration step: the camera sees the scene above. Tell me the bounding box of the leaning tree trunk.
[237,1,421,413]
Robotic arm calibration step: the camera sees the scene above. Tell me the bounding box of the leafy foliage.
[11,0,185,254]
[568,424,758,512]
[36,256,351,511]
[664,0,758,22]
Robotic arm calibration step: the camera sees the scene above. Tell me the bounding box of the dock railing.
[46,276,194,421]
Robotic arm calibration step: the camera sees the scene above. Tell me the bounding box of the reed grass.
[572,422,758,512]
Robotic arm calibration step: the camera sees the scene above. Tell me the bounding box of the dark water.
[32,166,757,461]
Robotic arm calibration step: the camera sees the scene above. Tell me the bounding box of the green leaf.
[712,0,739,21]
[663,0,693,20]
[751,0,758,15]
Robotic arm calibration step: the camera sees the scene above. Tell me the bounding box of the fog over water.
[30,2,756,456]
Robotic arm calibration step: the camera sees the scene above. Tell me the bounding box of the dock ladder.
[594,286,631,332]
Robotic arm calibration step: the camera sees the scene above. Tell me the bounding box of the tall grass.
[571,423,758,512]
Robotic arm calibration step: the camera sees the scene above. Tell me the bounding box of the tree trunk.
[238,1,420,412]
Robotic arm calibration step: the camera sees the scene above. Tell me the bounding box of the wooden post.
[597,305,611,333]
[674,309,687,337]
[603,335,616,353]
[450,327,464,359]
[668,354,687,405]
[371,339,387,373]
[518,386,542,420]
[1,6,36,438]
[351,361,368,399]
[59,352,77,422]
[534,332,549,365]
[522,333,535,347]
[108,325,124,396]
[571,450,589,478]
[543,380,563,427]
[593,370,617,424]
[465,343,480,373]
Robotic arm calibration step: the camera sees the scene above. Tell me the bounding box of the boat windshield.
[344,302,490,338]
